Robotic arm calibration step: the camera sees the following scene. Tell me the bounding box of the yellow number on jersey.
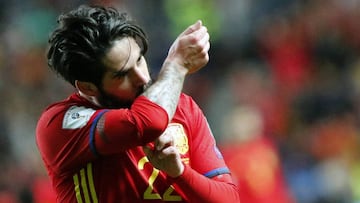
[138,156,182,201]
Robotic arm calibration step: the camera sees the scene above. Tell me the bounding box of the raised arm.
[143,20,210,119]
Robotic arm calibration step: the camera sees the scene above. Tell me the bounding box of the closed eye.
[112,55,143,79]
[137,55,144,65]
[113,70,129,79]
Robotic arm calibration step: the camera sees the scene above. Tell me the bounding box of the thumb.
[180,20,202,36]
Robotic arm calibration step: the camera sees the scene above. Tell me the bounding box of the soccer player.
[36,5,240,203]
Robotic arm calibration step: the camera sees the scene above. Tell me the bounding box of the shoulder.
[176,93,203,117]
[38,94,78,120]
[178,93,198,109]
[173,93,204,122]
[36,93,97,130]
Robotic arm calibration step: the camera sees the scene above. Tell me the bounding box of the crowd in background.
[1,0,360,202]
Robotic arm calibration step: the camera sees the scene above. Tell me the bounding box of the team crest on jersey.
[62,106,96,129]
[164,123,189,155]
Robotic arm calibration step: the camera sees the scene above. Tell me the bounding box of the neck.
[78,91,102,107]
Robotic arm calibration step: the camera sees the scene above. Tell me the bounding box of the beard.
[97,79,153,109]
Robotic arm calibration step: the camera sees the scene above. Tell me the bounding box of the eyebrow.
[110,49,142,78]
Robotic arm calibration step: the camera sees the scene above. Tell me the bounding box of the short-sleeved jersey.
[36,93,230,203]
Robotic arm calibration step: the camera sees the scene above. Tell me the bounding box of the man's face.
[97,37,151,108]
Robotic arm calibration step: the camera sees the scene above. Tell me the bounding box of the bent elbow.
[100,97,170,147]
[130,97,170,142]
[145,116,168,137]
[133,108,169,143]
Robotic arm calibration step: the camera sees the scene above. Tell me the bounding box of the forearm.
[142,61,187,120]
[172,165,240,203]
[95,62,188,154]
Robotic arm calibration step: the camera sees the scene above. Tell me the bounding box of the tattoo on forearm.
[143,62,185,120]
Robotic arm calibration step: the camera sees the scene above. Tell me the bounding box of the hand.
[166,20,210,74]
[143,132,184,178]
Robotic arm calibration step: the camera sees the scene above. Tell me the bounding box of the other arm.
[143,95,240,202]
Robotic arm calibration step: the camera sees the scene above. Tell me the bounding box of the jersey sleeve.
[171,165,240,203]
[36,96,168,173]
[94,96,169,155]
[36,104,100,173]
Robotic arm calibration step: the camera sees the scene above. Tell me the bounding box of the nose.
[132,67,149,86]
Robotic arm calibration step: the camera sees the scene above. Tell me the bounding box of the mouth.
[137,82,150,96]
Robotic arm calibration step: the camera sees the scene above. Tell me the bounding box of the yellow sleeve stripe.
[87,163,98,202]
[73,175,83,203]
[73,163,98,203]
[80,168,91,202]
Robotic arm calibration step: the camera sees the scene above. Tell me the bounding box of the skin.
[77,20,210,178]
[101,37,151,108]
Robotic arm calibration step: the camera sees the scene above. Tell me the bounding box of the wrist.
[167,162,185,178]
[162,60,189,76]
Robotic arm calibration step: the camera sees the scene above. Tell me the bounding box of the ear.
[75,80,99,96]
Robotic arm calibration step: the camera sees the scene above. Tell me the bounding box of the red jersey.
[36,93,239,203]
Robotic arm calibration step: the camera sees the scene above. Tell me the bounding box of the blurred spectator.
[220,105,295,203]
[0,190,18,203]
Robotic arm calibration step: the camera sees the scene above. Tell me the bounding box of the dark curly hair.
[47,5,148,87]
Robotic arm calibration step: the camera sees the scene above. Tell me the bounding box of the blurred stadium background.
[1,0,360,202]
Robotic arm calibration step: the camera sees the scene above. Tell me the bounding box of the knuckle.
[187,35,198,44]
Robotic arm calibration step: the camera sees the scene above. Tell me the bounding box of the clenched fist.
[166,20,210,74]
[143,130,184,178]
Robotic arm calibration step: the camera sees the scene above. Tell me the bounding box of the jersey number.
[138,156,182,201]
